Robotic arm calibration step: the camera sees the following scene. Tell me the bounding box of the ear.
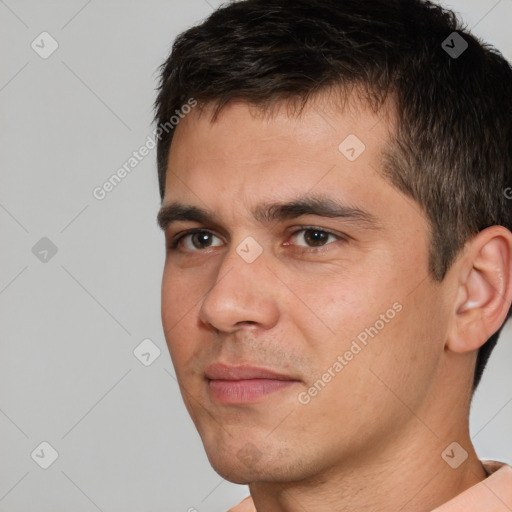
[446,226,512,354]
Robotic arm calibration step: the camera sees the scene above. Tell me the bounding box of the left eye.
[288,228,340,248]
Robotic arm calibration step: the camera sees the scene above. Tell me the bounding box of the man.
[154,0,512,510]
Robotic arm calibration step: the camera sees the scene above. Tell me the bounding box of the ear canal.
[456,269,494,314]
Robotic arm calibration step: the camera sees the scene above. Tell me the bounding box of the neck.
[248,421,487,512]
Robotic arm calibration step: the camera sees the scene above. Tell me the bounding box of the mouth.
[205,363,301,404]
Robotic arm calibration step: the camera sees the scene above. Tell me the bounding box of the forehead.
[165,91,397,202]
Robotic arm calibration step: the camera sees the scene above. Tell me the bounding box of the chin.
[206,451,263,484]
[203,438,306,485]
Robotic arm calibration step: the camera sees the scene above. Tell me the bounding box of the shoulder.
[227,495,255,512]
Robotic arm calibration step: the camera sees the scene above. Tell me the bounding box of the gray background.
[0,1,511,511]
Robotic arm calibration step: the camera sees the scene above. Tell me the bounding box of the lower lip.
[208,378,297,404]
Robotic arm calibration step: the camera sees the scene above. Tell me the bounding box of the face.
[160,94,451,484]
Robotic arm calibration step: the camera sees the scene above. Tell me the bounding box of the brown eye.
[303,230,330,246]
[178,230,223,251]
[191,231,213,249]
[290,228,338,248]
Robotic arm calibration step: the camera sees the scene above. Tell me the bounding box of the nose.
[198,243,280,334]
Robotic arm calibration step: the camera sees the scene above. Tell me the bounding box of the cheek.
[358,281,448,408]
[289,266,392,351]
[161,264,198,362]
[161,261,204,326]
[292,260,440,395]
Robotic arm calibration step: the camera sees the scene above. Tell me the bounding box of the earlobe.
[446,226,512,354]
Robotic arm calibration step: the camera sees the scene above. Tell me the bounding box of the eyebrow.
[157,203,212,230]
[157,195,379,231]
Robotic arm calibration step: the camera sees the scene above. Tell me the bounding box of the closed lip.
[205,363,299,381]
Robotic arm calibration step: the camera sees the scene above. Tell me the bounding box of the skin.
[159,91,511,511]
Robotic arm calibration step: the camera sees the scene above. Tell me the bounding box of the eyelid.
[286,225,349,245]
[169,228,224,250]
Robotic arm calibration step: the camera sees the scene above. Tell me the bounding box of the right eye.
[171,229,224,251]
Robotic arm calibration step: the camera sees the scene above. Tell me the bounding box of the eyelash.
[168,226,347,252]
[168,229,220,251]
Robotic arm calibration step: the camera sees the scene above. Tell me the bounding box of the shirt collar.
[431,461,512,512]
